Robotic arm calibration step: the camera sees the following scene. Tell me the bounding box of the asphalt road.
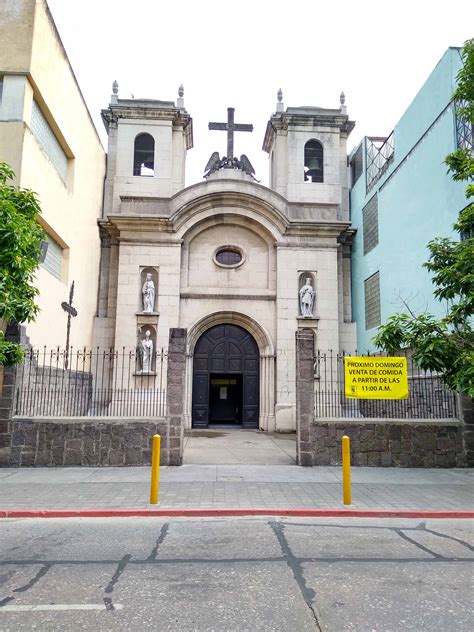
[0,517,472,631]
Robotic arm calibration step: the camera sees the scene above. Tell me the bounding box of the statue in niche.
[299,277,315,317]
[142,273,155,313]
[140,330,154,373]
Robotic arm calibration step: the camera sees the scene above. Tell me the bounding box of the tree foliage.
[373,40,474,397]
[0,162,45,366]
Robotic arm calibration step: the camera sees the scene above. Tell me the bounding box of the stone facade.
[310,419,466,468]
[93,90,357,434]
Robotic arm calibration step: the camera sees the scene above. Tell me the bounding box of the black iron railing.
[314,350,457,419]
[14,347,168,417]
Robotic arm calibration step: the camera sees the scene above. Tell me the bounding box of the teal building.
[349,47,470,352]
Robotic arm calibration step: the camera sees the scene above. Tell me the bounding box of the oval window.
[213,246,244,268]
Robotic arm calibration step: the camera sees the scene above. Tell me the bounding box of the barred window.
[364,272,381,330]
[31,100,68,182]
[41,234,63,280]
[362,194,379,255]
[455,100,473,151]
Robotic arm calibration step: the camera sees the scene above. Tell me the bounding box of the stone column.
[166,328,187,465]
[295,329,315,466]
[0,324,22,466]
[458,393,474,467]
[0,366,15,466]
[259,354,276,431]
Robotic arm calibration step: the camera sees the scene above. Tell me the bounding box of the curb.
[1,508,473,519]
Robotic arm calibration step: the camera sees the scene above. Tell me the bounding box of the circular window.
[213,246,244,268]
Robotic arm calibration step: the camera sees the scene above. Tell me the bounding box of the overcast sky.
[47,0,472,187]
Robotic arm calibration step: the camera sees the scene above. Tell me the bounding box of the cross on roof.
[208,107,253,158]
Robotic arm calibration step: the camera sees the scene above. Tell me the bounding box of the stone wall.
[15,365,93,416]
[8,417,171,467]
[310,419,467,468]
[0,326,187,468]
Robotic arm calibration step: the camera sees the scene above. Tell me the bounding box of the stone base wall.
[6,417,173,467]
[311,419,467,468]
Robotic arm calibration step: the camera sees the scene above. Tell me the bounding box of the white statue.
[140,330,154,373]
[142,273,155,313]
[299,277,315,317]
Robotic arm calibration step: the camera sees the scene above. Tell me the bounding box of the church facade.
[94,86,356,433]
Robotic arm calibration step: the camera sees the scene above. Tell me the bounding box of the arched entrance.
[192,324,259,428]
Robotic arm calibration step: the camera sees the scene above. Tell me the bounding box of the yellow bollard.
[149,434,161,505]
[342,435,352,505]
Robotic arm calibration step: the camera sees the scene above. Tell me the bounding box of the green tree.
[0,162,45,366]
[373,40,474,398]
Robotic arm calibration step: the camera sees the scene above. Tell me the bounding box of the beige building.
[0,0,105,349]
[95,87,356,433]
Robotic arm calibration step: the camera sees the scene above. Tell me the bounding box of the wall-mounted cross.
[208,107,253,158]
[61,281,78,369]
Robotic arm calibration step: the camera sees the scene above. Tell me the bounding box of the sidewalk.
[0,465,472,513]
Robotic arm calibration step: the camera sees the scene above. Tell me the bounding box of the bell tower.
[263,91,354,218]
[101,82,193,216]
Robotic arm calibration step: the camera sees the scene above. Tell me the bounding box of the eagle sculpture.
[203,152,259,181]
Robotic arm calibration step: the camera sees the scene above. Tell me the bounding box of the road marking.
[0,604,123,612]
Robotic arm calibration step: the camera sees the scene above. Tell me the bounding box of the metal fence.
[314,350,458,419]
[14,347,168,417]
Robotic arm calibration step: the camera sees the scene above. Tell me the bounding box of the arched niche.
[139,267,158,314]
[136,324,157,374]
[298,272,316,318]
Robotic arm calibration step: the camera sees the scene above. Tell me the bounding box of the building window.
[455,100,473,151]
[350,145,363,186]
[213,245,244,268]
[364,272,381,330]
[41,234,63,280]
[30,100,68,182]
[133,133,155,176]
[365,134,394,193]
[304,140,323,182]
[362,194,379,255]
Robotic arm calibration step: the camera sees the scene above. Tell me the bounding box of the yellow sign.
[344,356,408,399]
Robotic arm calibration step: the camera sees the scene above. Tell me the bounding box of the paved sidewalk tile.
[0,465,472,511]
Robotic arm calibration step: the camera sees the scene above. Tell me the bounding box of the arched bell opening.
[304,139,324,183]
[191,324,259,429]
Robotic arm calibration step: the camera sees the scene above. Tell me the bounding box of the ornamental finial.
[340,91,345,105]
[178,84,184,98]
[112,80,119,95]
[276,88,284,113]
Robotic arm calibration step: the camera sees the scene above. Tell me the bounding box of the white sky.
[47,0,472,188]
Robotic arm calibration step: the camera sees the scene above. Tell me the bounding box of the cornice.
[263,109,355,152]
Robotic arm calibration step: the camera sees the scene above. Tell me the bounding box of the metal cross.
[208,107,253,158]
[61,281,78,369]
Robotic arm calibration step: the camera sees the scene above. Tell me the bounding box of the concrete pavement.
[0,516,472,630]
[183,428,296,464]
[0,464,472,513]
